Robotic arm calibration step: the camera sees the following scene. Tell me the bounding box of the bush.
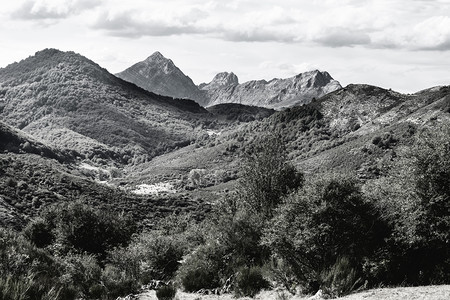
[22,218,54,248]
[320,257,362,298]
[156,284,177,300]
[132,232,186,281]
[101,265,140,299]
[177,243,222,292]
[59,254,102,299]
[0,228,75,300]
[239,134,303,218]
[234,266,269,298]
[32,201,136,257]
[364,125,450,285]
[263,175,388,293]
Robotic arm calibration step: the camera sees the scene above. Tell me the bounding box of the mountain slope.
[0,120,210,230]
[0,49,209,164]
[125,84,450,197]
[116,52,208,105]
[199,70,342,109]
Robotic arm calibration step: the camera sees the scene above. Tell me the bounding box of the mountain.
[0,49,209,165]
[116,51,208,105]
[199,70,342,109]
[117,53,341,109]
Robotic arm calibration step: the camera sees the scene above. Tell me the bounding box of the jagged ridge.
[199,70,342,109]
[116,52,342,109]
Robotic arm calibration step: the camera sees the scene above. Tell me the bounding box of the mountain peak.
[146,51,167,62]
[34,48,64,57]
[116,52,208,105]
[211,72,239,86]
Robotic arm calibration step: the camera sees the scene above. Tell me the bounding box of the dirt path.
[134,285,450,300]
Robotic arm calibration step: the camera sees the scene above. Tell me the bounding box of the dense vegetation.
[1,125,448,299]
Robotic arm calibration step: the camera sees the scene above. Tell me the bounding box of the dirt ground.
[135,285,450,300]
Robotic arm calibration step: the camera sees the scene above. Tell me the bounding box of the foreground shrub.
[156,284,177,300]
[263,175,388,294]
[29,201,136,257]
[132,233,186,282]
[320,256,362,298]
[0,228,76,300]
[364,125,450,285]
[177,243,223,292]
[234,266,269,298]
[22,218,54,248]
[101,265,140,299]
[59,254,102,299]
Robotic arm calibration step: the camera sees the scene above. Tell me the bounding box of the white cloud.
[12,0,101,20]
[9,0,450,51]
[1,0,450,94]
[411,16,450,50]
[314,28,371,47]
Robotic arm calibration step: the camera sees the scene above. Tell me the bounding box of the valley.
[0,49,449,300]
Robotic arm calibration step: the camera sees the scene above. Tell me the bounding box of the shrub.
[0,228,75,300]
[320,257,362,298]
[101,265,140,299]
[22,218,54,248]
[133,233,186,281]
[177,243,223,292]
[34,201,136,257]
[364,125,450,285]
[234,266,269,298]
[59,254,102,299]
[263,175,388,293]
[156,284,177,300]
[239,134,303,218]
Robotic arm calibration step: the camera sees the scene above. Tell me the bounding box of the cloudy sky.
[1,0,450,93]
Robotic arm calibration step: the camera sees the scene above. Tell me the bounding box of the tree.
[238,133,303,218]
[364,124,450,284]
[262,175,388,293]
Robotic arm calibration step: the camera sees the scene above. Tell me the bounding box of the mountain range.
[0,48,449,230]
[116,52,341,109]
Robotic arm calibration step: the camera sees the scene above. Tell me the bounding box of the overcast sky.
[1,0,450,93]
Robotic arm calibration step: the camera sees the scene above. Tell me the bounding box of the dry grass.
[134,285,450,300]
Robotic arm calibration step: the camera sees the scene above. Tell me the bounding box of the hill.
[122,84,450,199]
[0,49,209,165]
[0,121,210,230]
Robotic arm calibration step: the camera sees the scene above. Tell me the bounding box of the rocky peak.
[116,51,208,105]
[142,51,177,75]
[211,72,239,86]
[294,70,334,88]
